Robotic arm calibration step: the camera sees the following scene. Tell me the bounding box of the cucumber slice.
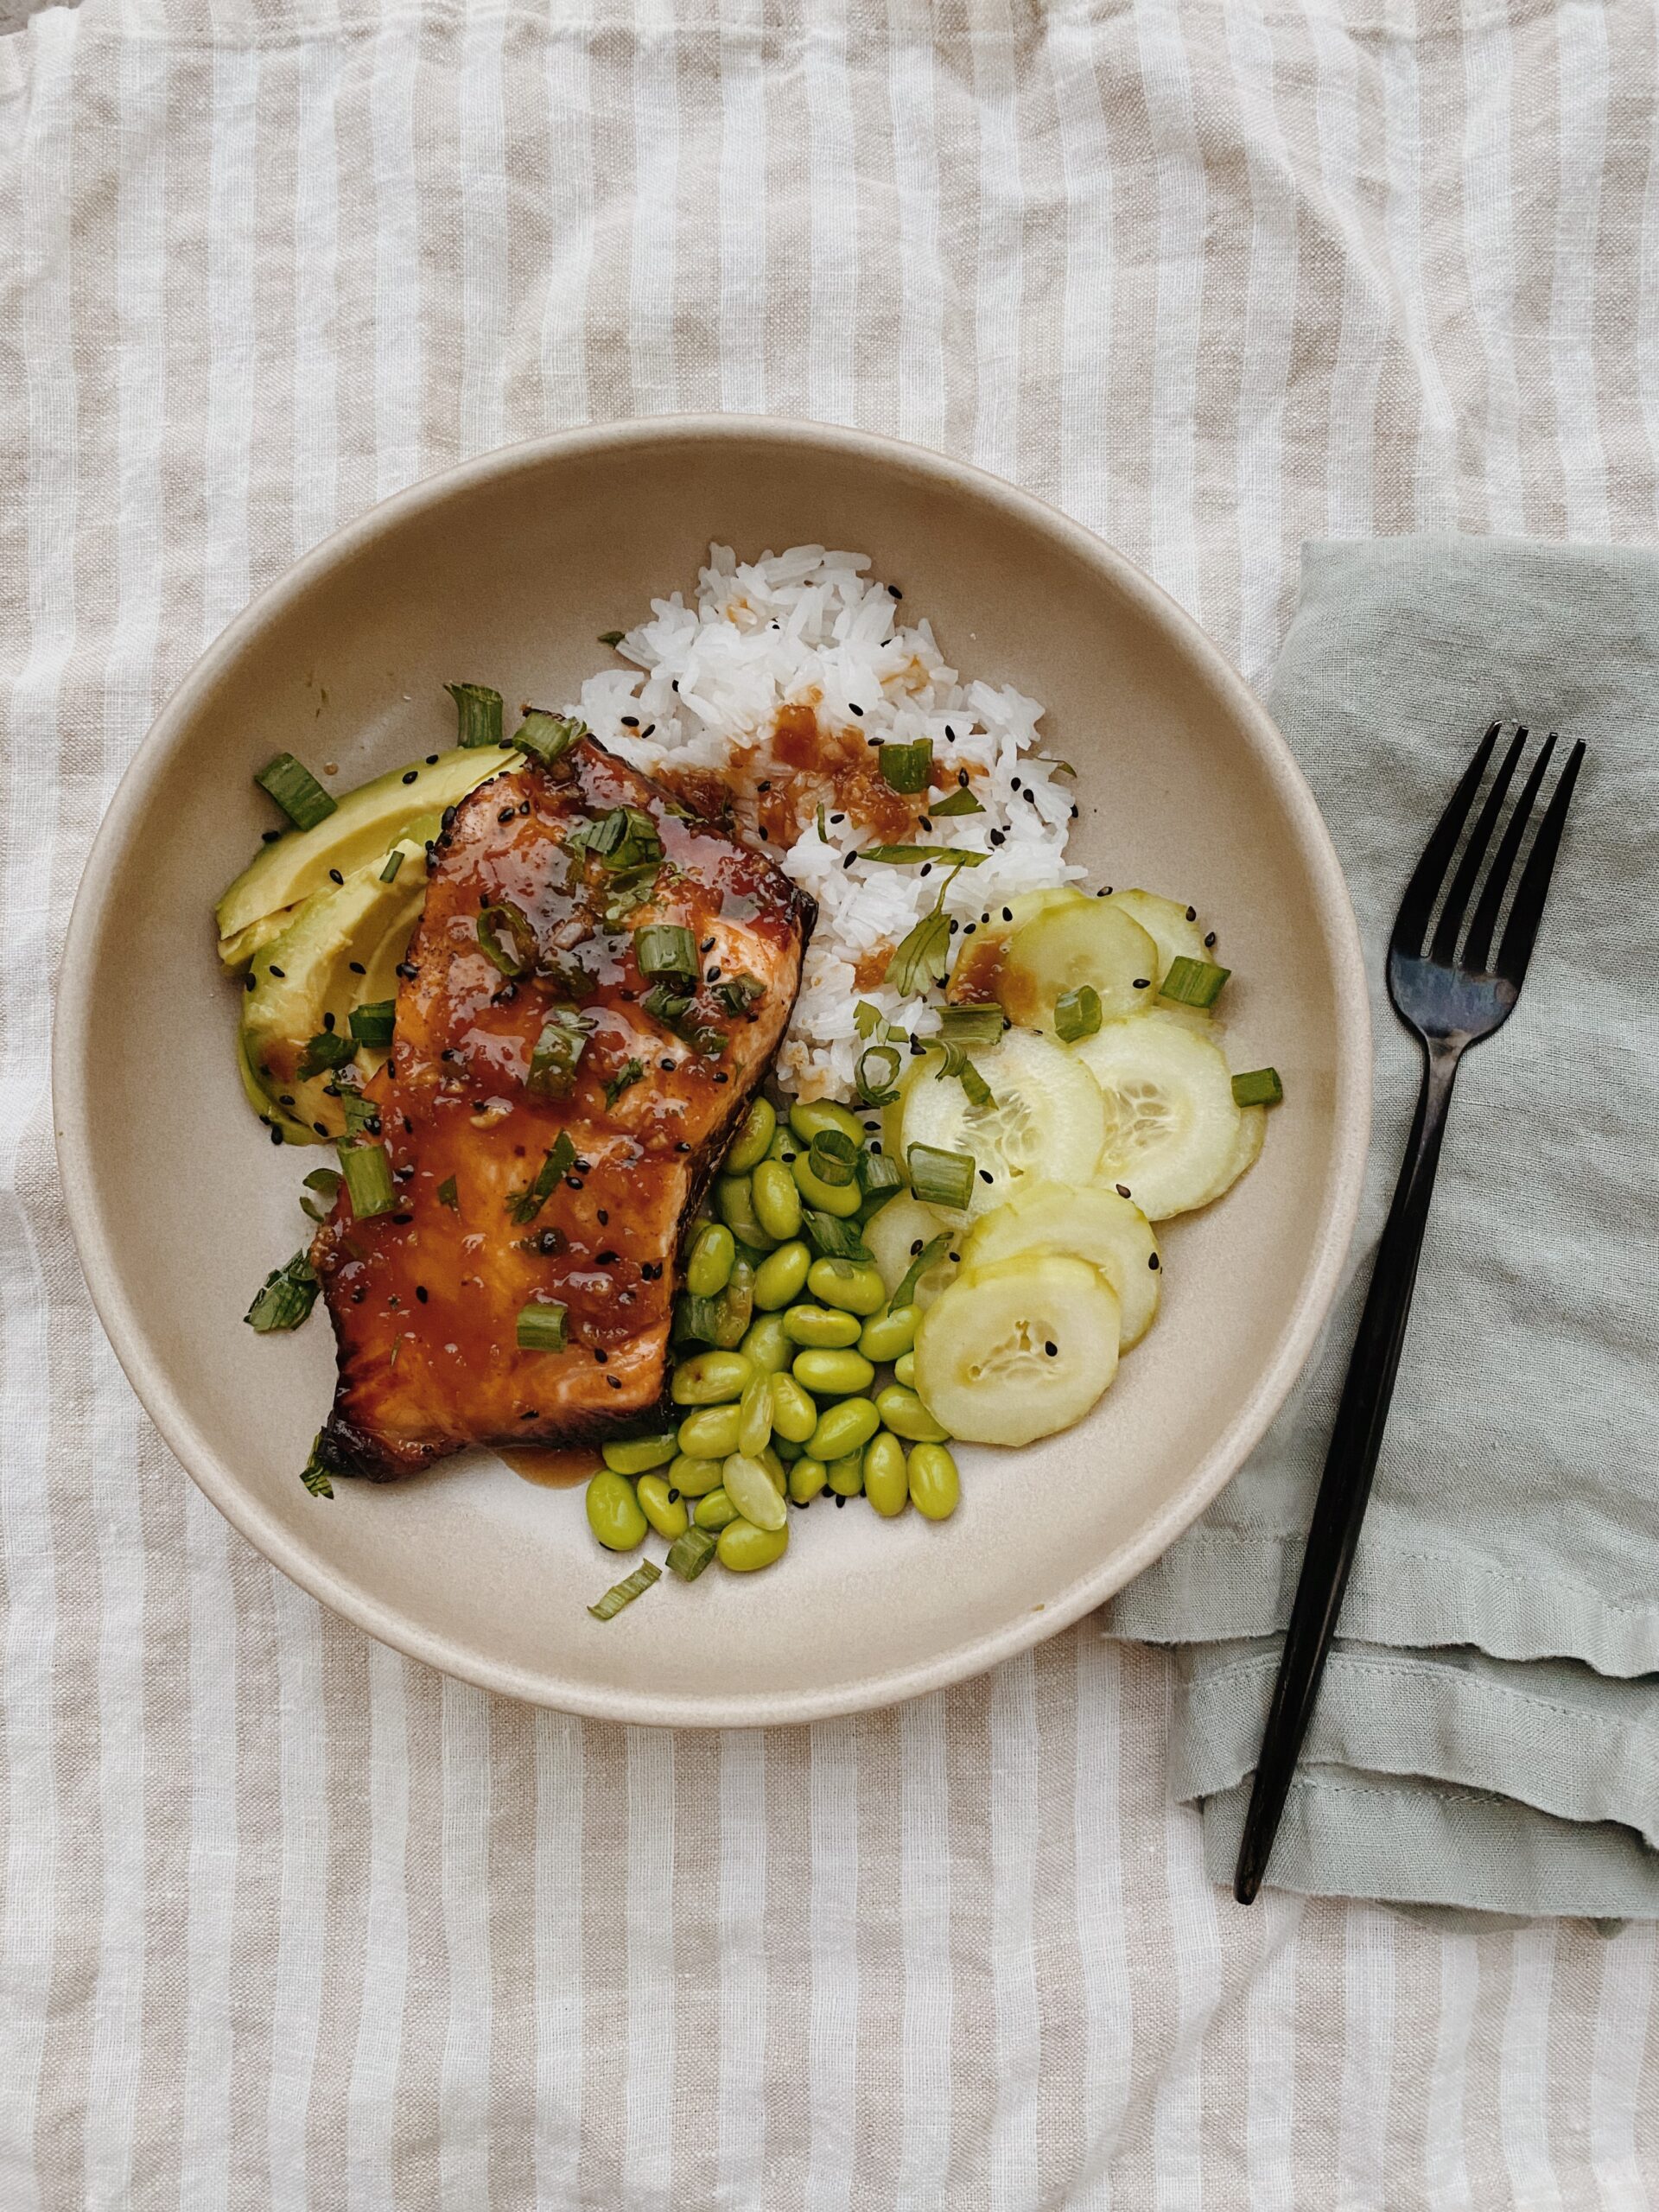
[960,1179,1160,1350]
[913,1253,1120,1446]
[1194,1102,1266,1208]
[1072,1011,1242,1221]
[947,884,1086,1004]
[896,1027,1106,1221]
[999,899,1160,1029]
[861,1195,963,1310]
[1104,889,1208,986]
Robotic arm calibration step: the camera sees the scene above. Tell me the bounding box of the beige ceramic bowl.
[55,418,1370,1724]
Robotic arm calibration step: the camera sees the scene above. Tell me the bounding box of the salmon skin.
[311,735,815,1480]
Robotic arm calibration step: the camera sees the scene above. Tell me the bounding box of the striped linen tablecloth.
[4,1,1657,2203]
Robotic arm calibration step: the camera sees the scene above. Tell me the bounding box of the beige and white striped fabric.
[4,0,1657,2201]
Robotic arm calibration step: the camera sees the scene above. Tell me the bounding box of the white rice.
[568,544,1079,1098]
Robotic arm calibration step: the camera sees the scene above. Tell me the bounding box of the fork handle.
[1232,1038,1462,1904]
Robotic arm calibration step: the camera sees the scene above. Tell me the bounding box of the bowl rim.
[53,413,1371,1725]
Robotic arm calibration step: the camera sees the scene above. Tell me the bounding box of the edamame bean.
[721,1452,787,1532]
[671,1349,754,1406]
[788,1455,829,1504]
[601,1431,678,1477]
[863,1431,910,1518]
[752,1160,804,1242]
[806,1395,881,1463]
[739,1313,791,1375]
[723,1096,776,1175]
[685,1222,736,1299]
[693,1487,741,1531]
[669,1452,724,1497]
[636,1474,689,1541]
[793,1348,875,1396]
[788,1098,866,1147]
[767,1125,800,1166]
[826,1452,864,1497]
[807,1258,887,1317]
[772,1433,804,1463]
[715,1173,779,1250]
[753,1240,810,1310]
[789,1148,862,1217]
[586,1471,647,1552]
[858,1302,920,1362]
[711,1259,754,1349]
[758,1445,787,1488]
[782,1305,863,1350]
[677,1403,744,1459]
[907,1442,960,1521]
[716,1519,790,1573]
[893,1351,916,1388]
[768,1370,820,1444]
[874,1383,951,1443]
[738,1374,772,1457]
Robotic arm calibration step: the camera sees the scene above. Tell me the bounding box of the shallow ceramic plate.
[55,418,1369,1725]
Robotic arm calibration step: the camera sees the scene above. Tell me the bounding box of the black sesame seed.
[564,1174,584,1191]
[499,806,517,823]
[949,920,959,935]
[312,1121,328,1137]
[1205,932,1217,949]
[279,1093,296,1106]
[1148,1253,1160,1270]
[596,1250,619,1265]
[830,813,845,826]
[426,753,439,766]
[978,1168,993,1184]
[262,830,282,845]
[989,830,1006,848]
[597,1209,609,1224]
[621,715,639,728]
[328,867,344,885]
[607,1375,622,1389]
[348,960,366,976]
[715,1071,728,1084]
[538,1229,561,1254]
[403,1116,413,1134]
[270,964,286,979]
[1133,978,1150,989]
[910,1238,924,1255]
[1070,805,1079,819]
[245,973,257,992]
[945,724,956,740]
[835,1493,846,1508]
[849,703,863,717]
[322,1010,336,1032]
[920,863,932,878]
[594,1347,608,1363]
[667,1488,680,1503]
[1027,791,1039,805]
[1116,1183,1131,1198]
[402,770,418,785]
[700,937,715,952]
[963,921,978,938]
[1186,906,1198,922]
[270,1125,283,1145]
[397,961,418,979]
[1001,906,1013,922]
[842,853,856,869]
[889,584,902,600]
[1011,777,1021,791]
[957,769,969,787]
[392,1212,414,1225]
[674,1142,690,1154]
[416,1286,429,1303]
[1045,1341,1058,1357]
[640,726,655,740]
[707,966,721,983]
[920,817,932,832]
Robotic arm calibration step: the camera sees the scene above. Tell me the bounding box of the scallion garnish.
[665,1526,718,1582]
[256,753,336,831]
[601,863,664,930]
[568,804,662,869]
[929,785,984,817]
[1231,1067,1284,1107]
[340,1087,380,1142]
[892,1232,950,1312]
[1053,985,1102,1043]
[861,844,986,867]
[300,1437,335,1499]
[245,1249,321,1332]
[598,629,626,647]
[341,1143,396,1219]
[528,1007,594,1095]
[640,982,723,1058]
[603,1058,646,1109]
[1160,957,1231,1008]
[512,709,586,766]
[674,1294,723,1344]
[380,848,405,883]
[297,1029,358,1080]
[448,682,504,747]
[712,973,765,1016]
[817,803,830,844]
[938,1005,1004,1049]
[516,1299,569,1352]
[806,1129,859,1187]
[477,901,539,979]
[588,1559,660,1619]
[802,1211,874,1262]
[507,1132,577,1224]
[907,1143,976,1211]
[301,1167,342,1224]
[855,1043,903,1107]
[634,923,698,979]
[348,1000,396,1048]
[933,1043,993,1108]
[436,1175,460,1211]
[855,1148,905,1199]
[879,741,932,795]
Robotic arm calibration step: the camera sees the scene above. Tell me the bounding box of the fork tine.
[1392,723,1500,957]
[1427,724,1527,965]
[1492,738,1586,987]
[1462,733,1556,973]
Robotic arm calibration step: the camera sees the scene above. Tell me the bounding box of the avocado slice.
[217,744,505,946]
[237,1030,314,1146]
[239,840,428,1142]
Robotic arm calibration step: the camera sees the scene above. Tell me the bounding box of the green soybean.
[636,1474,690,1541]
[793,1348,875,1396]
[671,1349,754,1406]
[907,1442,960,1521]
[858,1303,920,1362]
[685,1222,736,1299]
[874,1383,951,1442]
[738,1373,773,1457]
[789,1148,862,1217]
[787,1098,867,1147]
[782,1304,863,1350]
[807,1257,887,1316]
[826,1452,865,1497]
[601,1431,678,1477]
[757,1445,787,1488]
[693,1487,741,1531]
[711,1258,755,1348]
[807,1395,881,1463]
[586,1471,647,1552]
[768,1371,820,1444]
[677,1402,744,1459]
[716,1519,790,1573]
[787,1455,829,1504]
[739,1312,791,1376]
[772,1433,805,1463]
[752,1159,804,1242]
[767,1125,800,1166]
[668,1452,725,1498]
[715,1173,779,1250]
[893,1351,917,1388]
[721,1452,788,1532]
[753,1240,810,1310]
[863,1431,910,1518]
[723,1096,776,1174]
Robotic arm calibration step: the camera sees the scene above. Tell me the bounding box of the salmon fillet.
[311,735,815,1479]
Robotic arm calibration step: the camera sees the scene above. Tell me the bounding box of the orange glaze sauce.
[499,1445,603,1487]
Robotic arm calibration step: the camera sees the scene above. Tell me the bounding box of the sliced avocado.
[217,744,505,944]
[237,1031,313,1145]
[239,840,428,1141]
[219,906,297,975]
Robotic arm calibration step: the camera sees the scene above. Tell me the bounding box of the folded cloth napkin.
[1111,537,1659,1918]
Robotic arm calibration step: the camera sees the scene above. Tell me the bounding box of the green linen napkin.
[1111,537,1659,1917]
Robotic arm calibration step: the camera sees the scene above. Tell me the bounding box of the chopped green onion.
[569,804,661,868]
[1053,985,1102,1043]
[855,1043,902,1106]
[516,1299,569,1351]
[300,1437,335,1499]
[802,1211,874,1262]
[879,741,932,794]
[817,803,830,844]
[528,1007,594,1096]
[477,901,539,978]
[588,1559,660,1619]
[603,1058,645,1109]
[1160,957,1231,1008]
[634,923,697,979]
[907,1143,976,1211]
[301,1167,342,1223]
[855,1148,905,1199]
[256,753,336,831]
[1052,760,1077,776]
[600,863,663,929]
[349,1000,396,1048]
[886,908,951,998]
[674,1294,723,1344]
[934,1044,993,1107]
[245,1249,321,1332]
[436,1175,459,1211]
[938,1005,1004,1049]
[447,681,504,748]
[893,1232,950,1312]
[597,629,626,648]
[341,1143,396,1219]
[296,1028,358,1080]
[512,709,586,766]
[340,1088,380,1142]
[807,1129,858,1187]
[1232,1066,1284,1107]
[713,972,765,1016]
[665,1526,718,1582]
[929,785,984,817]
[861,844,987,868]
[380,848,405,884]
[507,1132,577,1224]
[640,982,723,1057]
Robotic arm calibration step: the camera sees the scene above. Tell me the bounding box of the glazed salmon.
[311,735,814,1479]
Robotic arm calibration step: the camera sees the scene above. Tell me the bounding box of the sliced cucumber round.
[1194,1101,1266,1208]
[999,899,1160,1029]
[913,1253,1120,1446]
[861,1193,963,1310]
[1104,889,1208,986]
[960,1179,1160,1350]
[1072,1011,1241,1220]
[897,1027,1105,1220]
[946,884,1085,1004]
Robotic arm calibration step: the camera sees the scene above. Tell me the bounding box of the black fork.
[1233,722,1586,1904]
